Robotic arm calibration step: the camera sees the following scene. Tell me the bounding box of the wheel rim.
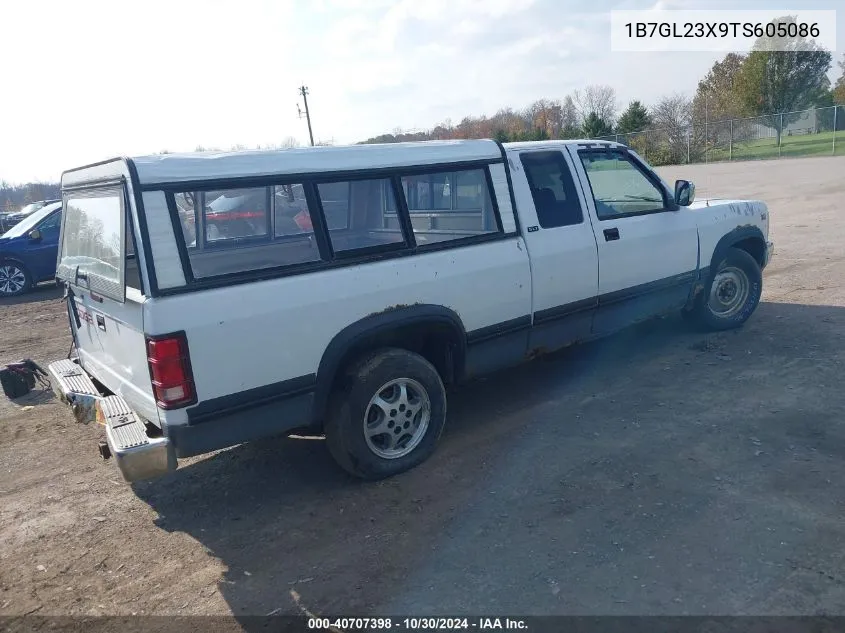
[363,377,431,459]
[0,265,25,295]
[708,266,749,318]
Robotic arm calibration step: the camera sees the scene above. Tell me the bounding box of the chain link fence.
[595,105,845,166]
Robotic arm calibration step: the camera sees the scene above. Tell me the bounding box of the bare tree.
[525,99,563,137]
[650,93,693,164]
[281,136,300,149]
[560,95,579,137]
[572,85,617,127]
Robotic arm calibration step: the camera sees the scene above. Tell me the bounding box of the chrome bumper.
[47,359,176,482]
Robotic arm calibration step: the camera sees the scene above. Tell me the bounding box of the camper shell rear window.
[58,184,126,302]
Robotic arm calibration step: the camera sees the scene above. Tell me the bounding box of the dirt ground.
[1,156,845,623]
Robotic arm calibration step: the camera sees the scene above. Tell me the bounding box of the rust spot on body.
[526,346,549,360]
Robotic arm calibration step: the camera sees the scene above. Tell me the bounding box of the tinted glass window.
[38,211,62,232]
[315,181,350,231]
[174,185,320,279]
[397,168,498,245]
[317,178,403,253]
[274,184,312,236]
[203,188,268,243]
[520,151,583,228]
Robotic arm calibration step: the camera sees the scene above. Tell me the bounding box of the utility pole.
[297,85,315,147]
[704,91,708,164]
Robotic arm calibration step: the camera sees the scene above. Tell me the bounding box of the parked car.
[0,201,63,297]
[45,140,773,483]
[0,199,60,234]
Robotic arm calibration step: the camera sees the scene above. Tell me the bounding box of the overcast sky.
[0,0,842,183]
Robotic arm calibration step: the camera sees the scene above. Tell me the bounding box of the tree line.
[0,181,61,213]
[362,16,845,166]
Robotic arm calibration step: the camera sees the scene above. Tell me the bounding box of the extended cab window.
[58,186,125,301]
[520,152,583,228]
[578,151,667,219]
[173,185,321,279]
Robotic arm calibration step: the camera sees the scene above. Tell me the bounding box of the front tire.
[687,247,762,331]
[324,348,447,480]
[0,262,31,297]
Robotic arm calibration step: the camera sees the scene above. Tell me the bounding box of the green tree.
[834,53,845,105]
[493,129,510,143]
[529,127,550,141]
[581,112,613,138]
[692,53,746,122]
[616,100,651,135]
[735,16,832,145]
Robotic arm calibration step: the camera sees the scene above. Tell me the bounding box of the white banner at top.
[610,10,837,52]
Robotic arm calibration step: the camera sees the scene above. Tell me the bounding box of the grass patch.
[709,130,845,161]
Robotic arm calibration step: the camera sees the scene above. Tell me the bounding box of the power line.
[297,85,315,147]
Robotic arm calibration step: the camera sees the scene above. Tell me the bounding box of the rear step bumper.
[47,359,176,482]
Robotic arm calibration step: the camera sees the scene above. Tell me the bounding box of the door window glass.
[519,152,583,228]
[579,152,666,219]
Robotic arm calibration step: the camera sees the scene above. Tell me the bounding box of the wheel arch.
[709,225,766,270]
[0,255,30,269]
[312,304,468,425]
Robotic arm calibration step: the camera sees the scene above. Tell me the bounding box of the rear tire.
[687,247,762,331]
[0,261,31,297]
[324,348,447,480]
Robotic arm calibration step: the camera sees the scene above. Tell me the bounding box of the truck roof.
[502,140,623,150]
[127,140,503,186]
[62,139,629,189]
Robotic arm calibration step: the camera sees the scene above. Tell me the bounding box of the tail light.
[146,332,195,409]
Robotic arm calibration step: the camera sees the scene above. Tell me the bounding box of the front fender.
[709,225,766,271]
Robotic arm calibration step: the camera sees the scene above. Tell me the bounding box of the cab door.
[509,147,599,351]
[567,146,698,336]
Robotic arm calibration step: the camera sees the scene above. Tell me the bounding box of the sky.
[0,0,842,184]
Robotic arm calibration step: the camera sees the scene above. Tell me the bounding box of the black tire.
[0,261,31,298]
[324,348,447,480]
[687,247,762,331]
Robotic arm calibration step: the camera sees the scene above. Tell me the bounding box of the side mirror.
[674,180,696,207]
[28,228,42,241]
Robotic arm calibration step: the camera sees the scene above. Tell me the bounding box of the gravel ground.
[1,155,844,622]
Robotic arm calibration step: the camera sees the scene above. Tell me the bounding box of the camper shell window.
[163,160,507,286]
[58,185,126,302]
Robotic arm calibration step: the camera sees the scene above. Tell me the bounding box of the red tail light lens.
[146,333,195,409]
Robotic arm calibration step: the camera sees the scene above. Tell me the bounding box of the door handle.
[96,314,106,331]
[603,227,620,241]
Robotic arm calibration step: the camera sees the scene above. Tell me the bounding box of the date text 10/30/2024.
[307,617,529,630]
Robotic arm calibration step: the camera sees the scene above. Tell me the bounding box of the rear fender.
[313,304,467,424]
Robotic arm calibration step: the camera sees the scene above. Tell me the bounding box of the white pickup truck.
[47,139,773,482]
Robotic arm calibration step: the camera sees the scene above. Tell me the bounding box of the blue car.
[0,201,63,297]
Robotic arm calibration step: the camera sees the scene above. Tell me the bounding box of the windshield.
[2,203,61,238]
